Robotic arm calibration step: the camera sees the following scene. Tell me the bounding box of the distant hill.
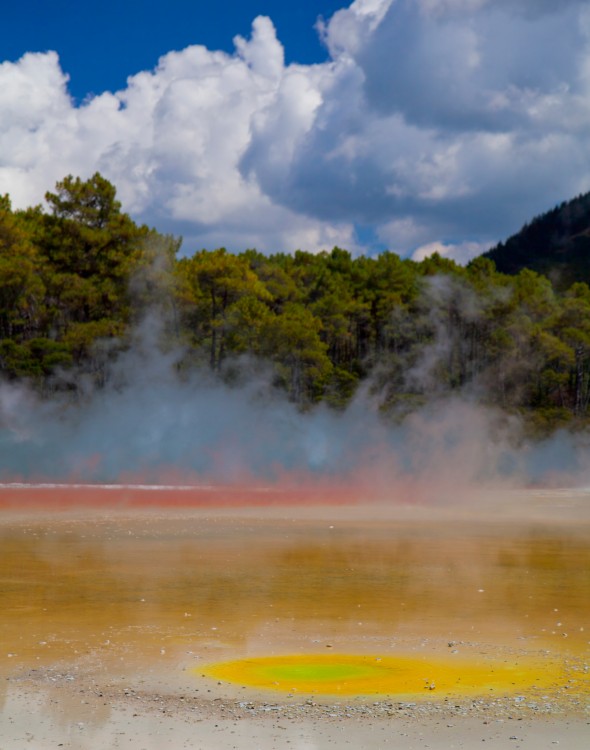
[484,191,590,290]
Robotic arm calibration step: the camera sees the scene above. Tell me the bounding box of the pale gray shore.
[2,674,589,750]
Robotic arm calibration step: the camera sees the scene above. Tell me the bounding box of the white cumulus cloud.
[411,240,489,265]
[0,1,589,261]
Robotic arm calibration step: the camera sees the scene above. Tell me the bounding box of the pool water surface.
[1,503,589,702]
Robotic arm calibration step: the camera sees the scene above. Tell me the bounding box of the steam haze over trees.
[2,1,590,485]
[2,173,590,444]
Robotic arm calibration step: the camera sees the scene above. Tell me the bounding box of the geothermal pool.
[0,492,589,748]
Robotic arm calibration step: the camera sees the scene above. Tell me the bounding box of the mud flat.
[1,491,589,748]
[2,672,590,750]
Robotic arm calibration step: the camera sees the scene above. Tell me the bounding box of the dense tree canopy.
[1,174,590,434]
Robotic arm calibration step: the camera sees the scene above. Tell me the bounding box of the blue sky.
[1,0,589,261]
[2,1,344,101]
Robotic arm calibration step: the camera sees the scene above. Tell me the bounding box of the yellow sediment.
[200,652,569,697]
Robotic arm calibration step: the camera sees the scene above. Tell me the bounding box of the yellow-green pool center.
[200,653,566,697]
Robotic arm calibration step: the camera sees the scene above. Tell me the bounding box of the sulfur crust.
[200,652,568,697]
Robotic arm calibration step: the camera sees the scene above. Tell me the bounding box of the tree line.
[1,174,590,434]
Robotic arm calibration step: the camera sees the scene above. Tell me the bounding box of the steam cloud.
[1,300,589,498]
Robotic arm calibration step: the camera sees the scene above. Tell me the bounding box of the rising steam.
[1,345,588,497]
[1,258,589,501]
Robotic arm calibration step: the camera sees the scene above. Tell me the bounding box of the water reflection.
[1,512,588,678]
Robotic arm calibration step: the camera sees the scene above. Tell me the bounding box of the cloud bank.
[1,0,589,260]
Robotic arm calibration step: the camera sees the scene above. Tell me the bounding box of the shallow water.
[1,498,589,749]
[1,504,589,693]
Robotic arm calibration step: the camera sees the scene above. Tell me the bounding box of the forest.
[1,173,590,436]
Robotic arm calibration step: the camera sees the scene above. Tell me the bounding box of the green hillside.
[484,192,590,290]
